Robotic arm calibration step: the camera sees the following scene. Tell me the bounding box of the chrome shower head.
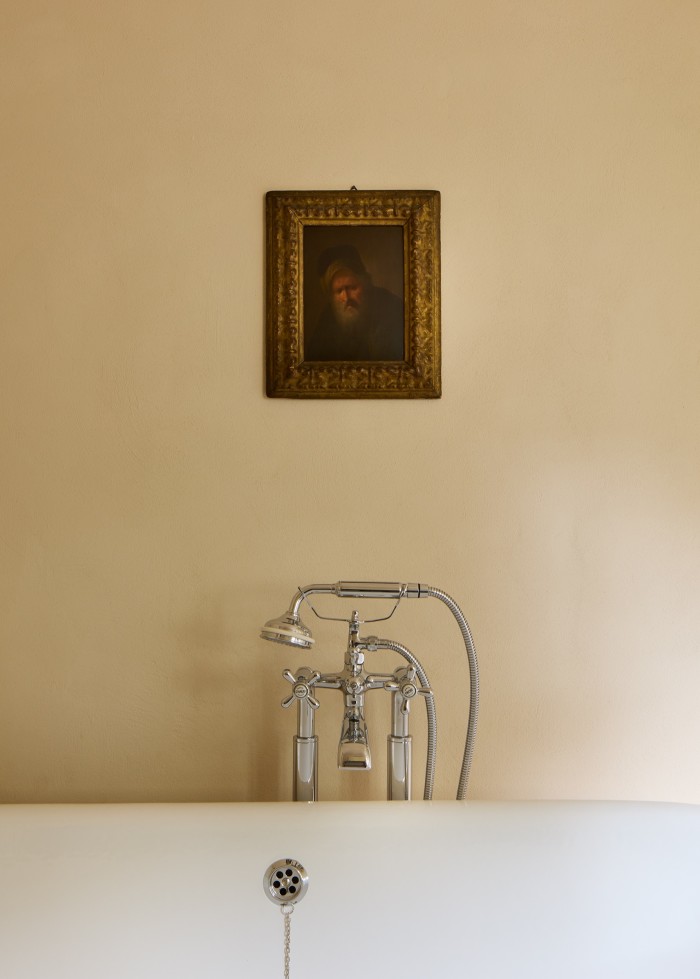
[260,611,315,649]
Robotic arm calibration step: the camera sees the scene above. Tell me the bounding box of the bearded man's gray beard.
[332,298,368,331]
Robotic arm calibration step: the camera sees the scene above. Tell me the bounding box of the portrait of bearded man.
[304,244,405,362]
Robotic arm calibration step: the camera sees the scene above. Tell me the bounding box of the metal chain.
[281,905,294,978]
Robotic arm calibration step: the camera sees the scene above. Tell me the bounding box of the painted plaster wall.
[1,0,698,803]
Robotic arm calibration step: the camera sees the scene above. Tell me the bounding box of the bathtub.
[1,800,699,977]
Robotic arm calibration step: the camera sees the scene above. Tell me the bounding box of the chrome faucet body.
[263,580,479,802]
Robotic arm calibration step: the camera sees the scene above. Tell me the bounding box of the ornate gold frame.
[265,190,441,398]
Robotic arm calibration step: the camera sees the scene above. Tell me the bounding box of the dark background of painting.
[302,224,405,353]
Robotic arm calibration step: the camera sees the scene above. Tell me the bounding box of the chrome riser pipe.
[387,736,412,800]
[293,736,318,802]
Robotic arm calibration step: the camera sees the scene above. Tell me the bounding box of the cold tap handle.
[384,667,432,702]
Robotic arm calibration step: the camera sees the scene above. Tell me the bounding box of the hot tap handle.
[281,669,321,710]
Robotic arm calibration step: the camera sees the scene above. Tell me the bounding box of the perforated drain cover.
[263,858,309,906]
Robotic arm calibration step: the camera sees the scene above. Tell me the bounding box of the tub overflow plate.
[263,858,309,906]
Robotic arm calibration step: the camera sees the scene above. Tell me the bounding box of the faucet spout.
[338,711,372,770]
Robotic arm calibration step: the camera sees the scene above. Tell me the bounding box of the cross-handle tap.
[281,668,321,802]
[384,667,433,716]
[281,669,321,711]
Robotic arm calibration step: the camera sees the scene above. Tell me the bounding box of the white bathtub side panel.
[1,801,699,979]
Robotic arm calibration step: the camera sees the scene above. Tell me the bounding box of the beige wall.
[1,0,698,804]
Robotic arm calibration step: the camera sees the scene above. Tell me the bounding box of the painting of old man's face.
[265,189,440,398]
[303,226,405,363]
[330,270,366,327]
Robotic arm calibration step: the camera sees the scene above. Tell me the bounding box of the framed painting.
[265,189,441,398]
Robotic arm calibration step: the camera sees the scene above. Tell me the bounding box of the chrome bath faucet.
[260,581,479,802]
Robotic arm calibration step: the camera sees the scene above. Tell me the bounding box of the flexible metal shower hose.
[422,586,479,800]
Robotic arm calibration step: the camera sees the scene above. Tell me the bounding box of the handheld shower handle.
[334,581,423,599]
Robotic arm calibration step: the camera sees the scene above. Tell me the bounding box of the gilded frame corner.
[265,189,441,399]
